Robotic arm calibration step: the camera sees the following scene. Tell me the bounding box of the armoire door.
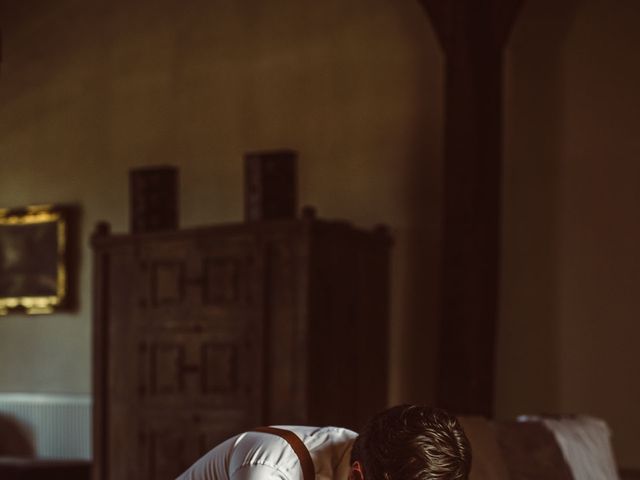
[106,230,265,479]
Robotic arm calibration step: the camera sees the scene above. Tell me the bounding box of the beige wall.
[0,1,444,403]
[498,0,640,469]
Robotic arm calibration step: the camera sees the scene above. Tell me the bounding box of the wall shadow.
[385,0,445,406]
[496,0,582,417]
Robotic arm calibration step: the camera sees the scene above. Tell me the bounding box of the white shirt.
[176,426,358,480]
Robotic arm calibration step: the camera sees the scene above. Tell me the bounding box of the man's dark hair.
[351,405,471,480]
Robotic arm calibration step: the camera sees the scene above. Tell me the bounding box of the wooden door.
[107,231,264,480]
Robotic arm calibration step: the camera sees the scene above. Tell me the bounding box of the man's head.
[350,405,471,480]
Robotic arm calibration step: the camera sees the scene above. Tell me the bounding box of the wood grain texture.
[92,217,391,480]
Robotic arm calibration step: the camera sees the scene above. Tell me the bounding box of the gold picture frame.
[0,205,69,315]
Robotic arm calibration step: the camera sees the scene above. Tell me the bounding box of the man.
[177,404,472,480]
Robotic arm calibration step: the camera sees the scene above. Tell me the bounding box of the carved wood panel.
[135,236,260,327]
[108,233,263,480]
[136,332,255,408]
[137,410,246,480]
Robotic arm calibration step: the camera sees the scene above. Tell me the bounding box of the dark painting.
[0,221,59,298]
[0,206,68,314]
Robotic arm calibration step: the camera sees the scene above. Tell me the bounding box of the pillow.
[495,420,574,480]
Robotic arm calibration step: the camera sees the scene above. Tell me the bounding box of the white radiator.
[0,393,91,459]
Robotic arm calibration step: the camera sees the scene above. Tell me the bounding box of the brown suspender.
[251,427,315,480]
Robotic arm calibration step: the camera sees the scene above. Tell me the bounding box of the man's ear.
[350,461,364,480]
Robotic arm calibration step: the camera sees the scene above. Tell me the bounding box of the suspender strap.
[251,427,315,480]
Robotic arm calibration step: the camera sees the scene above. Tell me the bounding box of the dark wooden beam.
[420,0,453,51]
[419,0,523,416]
[492,0,526,48]
[421,0,523,51]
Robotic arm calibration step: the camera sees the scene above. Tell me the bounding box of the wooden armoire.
[91,211,391,480]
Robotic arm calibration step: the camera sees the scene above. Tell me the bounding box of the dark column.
[419,0,523,416]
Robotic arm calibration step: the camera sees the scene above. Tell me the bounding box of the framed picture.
[0,205,71,315]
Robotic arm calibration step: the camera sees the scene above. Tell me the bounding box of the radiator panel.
[0,393,91,459]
